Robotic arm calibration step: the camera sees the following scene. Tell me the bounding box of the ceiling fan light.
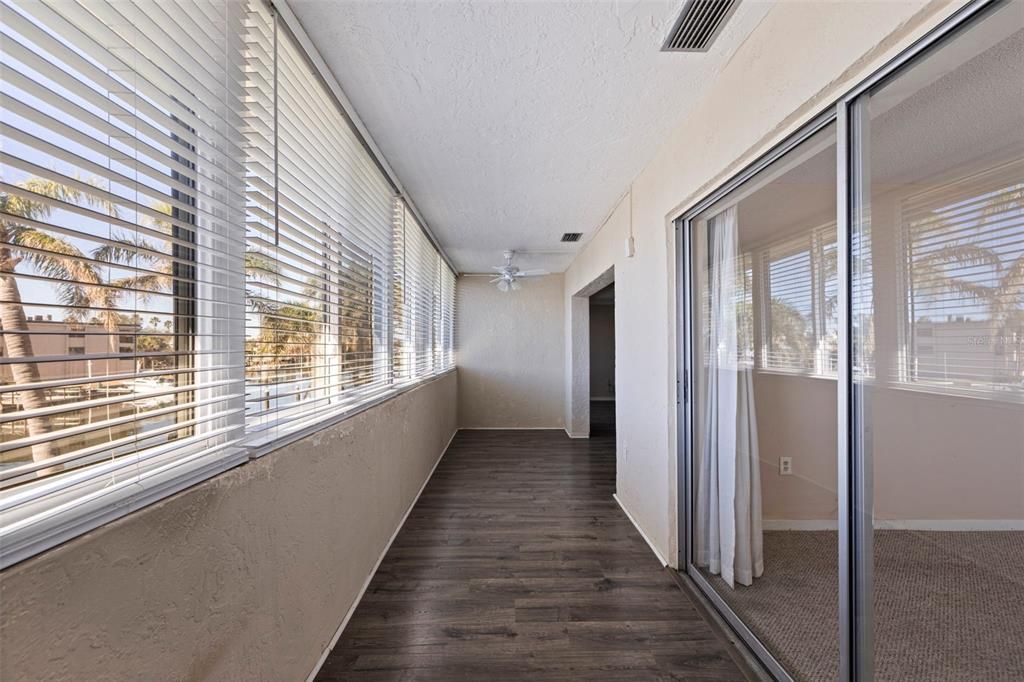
[497,279,510,292]
[511,279,522,291]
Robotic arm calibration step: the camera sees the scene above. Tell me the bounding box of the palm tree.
[767,298,815,370]
[910,186,1024,385]
[244,249,325,405]
[2,178,171,471]
[339,252,375,388]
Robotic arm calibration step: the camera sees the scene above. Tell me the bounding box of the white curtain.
[695,205,763,588]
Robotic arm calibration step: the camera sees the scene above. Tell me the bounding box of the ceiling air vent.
[561,232,583,243]
[662,0,740,52]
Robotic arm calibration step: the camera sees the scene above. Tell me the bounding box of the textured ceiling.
[289,0,772,273]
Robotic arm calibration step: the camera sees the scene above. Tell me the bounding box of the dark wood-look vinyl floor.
[315,429,745,681]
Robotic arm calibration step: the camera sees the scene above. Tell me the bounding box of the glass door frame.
[673,1,1001,679]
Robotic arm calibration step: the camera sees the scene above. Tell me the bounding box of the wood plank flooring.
[315,429,745,681]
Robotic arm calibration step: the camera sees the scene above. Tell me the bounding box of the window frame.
[757,221,839,378]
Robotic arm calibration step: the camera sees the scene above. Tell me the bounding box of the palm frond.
[245,251,281,282]
[913,243,1003,274]
[109,273,172,304]
[14,229,103,286]
[1001,254,1024,298]
[93,232,169,270]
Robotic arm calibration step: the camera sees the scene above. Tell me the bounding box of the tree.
[910,187,1024,385]
[1,178,171,471]
[244,249,323,400]
[767,298,815,370]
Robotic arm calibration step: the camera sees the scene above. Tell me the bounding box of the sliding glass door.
[685,122,840,681]
[851,2,1024,679]
[679,2,1023,679]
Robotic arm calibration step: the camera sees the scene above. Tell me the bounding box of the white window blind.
[760,223,837,374]
[900,158,1024,401]
[699,247,753,368]
[438,264,456,370]
[394,202,445,382]
[852,227,875,379]
[244,21,397,447]
[1,0,248,565]
[0,0,455,567]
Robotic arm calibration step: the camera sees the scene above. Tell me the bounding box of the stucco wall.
[457,274,566,428]
[0,372,457,682]
[563,0,964,566]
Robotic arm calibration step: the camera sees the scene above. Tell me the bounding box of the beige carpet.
[704,530,1024,681]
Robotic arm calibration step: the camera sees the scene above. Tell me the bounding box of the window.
[760,223,838,375]
[898,159,1024,400]
[698,246,753,368]
[393,203,455,382]
[0,0,456,567]
[243,18,399,448]
[438,265,456,371]
[0,0,249,565]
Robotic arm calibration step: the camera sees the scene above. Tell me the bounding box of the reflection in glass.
[853,3,1024,679]
[690,123,838,680]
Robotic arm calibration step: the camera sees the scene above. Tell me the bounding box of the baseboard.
[763,519,1024,531]
[565,429,590,439]
[875,519,1024,531]
[305,428,458,682]
[613,493,669,567]
[459,426,565,431]
[763,519,838,531]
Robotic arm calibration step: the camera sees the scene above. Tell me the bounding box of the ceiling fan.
[490,250,549,292]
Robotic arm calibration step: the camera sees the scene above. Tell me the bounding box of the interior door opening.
[589,283,616,437]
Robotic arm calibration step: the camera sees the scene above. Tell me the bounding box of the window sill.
[245,369,457,459]
[0,368,457,570]
[755,368,838,382]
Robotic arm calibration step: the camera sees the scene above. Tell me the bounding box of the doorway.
[589,283,616,437]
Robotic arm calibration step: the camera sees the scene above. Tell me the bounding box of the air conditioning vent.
[561,232,583,243]
[662,0,739,52]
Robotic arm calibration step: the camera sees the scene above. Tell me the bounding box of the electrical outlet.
[779,457,793,476]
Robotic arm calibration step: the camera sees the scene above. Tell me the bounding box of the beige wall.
[456,274,565,428]
[0,372,457,682]
[563,0,966,565]
[755,373,839,523]
[755,372,1024,524]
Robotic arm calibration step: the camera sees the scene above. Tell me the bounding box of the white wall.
[0,373,457,682]
[563,0,963,566]
[457,274,566,428]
